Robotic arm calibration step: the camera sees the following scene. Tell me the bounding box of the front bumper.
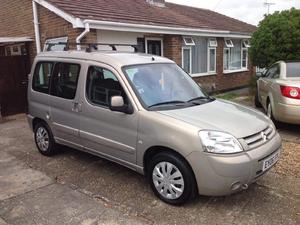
[186,132,282,196]
[275,102,300,125]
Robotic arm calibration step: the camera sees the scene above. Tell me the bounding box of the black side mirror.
[109,96,133,114]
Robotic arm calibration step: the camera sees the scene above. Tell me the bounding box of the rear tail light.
[280,86,300,99]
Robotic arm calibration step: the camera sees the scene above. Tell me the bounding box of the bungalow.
[0,0,256,115]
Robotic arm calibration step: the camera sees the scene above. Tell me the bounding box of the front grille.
[243,126,275,149]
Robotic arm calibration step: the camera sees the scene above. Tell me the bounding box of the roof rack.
[46,42,140,53]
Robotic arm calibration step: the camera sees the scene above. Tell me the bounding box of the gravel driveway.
[0,114,299,225]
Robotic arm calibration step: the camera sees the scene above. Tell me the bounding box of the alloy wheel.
[36,127,50,152]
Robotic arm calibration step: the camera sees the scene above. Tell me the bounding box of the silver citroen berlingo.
[27,48,282,205]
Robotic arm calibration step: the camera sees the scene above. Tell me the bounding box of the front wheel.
[148,152,196,205]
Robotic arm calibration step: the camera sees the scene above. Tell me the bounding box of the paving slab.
[0,183,147,225]
[0,152,53,201]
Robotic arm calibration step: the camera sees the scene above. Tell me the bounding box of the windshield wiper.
[148,100,187,108]
[187,96,215,103]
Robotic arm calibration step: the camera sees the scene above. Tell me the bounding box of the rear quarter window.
[32,62,53,94]
[286,62,300,78]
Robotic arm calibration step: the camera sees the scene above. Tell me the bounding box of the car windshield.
[123,63,211,109]
[286,62,300,78]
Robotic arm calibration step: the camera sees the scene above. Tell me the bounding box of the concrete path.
[0,115,299,225]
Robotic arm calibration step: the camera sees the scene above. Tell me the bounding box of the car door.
[49,60,82,148]
[79,63,138,165]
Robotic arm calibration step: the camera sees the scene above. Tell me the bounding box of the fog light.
[231,182,241,191]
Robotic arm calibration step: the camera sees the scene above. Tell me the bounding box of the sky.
[166,0,300,25]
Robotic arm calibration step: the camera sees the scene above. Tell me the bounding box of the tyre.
[147,152,196,205]
[266,101,274,121]
[34,122,57,156]
[266,101,282,128]
[254,89,262,108]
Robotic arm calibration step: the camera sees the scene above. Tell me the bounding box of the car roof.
[36,51,174,67]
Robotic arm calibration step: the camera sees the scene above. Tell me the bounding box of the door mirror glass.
[110,96,133,114]
[111,95,124,108]
[256,71,264,77]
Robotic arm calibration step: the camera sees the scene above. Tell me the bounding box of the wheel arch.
[32,117,48,130]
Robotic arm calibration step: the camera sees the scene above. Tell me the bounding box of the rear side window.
[286,62,300,77]
[51,63,80,99]
[33,62,53,94]
[86,66,127,107]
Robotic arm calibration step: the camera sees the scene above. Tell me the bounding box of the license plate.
[262,151,280,171]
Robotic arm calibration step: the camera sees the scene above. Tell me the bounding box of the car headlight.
[199,130,243,154]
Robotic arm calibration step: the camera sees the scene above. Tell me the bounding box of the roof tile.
[47,0,256,33]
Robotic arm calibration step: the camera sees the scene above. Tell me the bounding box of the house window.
[209,38,218,48]
[208,39,217,72]
[182,47,192,73]
[182,37,217,76]
[44,37,68,52]
[242,48,248,69]
[183,37,195,46]
[225,39,234,48]
[242,40,251,48]
[223,39,249,71]
[223,49,230,71]
[145,37,163,56]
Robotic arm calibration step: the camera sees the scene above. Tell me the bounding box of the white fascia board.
[84,19,252,38]
[0,37,33,43]
[34,0,84,28]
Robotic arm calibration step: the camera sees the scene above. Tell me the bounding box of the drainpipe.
[76,23,90,50]
[32,0,41,53]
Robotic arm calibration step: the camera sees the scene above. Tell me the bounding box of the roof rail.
[46,42,140,53]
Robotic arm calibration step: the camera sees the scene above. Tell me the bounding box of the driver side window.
[86,66,127,107]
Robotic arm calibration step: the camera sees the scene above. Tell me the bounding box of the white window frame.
[223,48,230,71]
[43,36,68,52]
[241,47,248,69]
[225,39,234,48]
[181,37,218,77]
[223,39,249,73]
[207,45,217,73]
[183,37,195,46]
[145,37,164,56]
[208,38,218,48]
[182,46,192,74]
[242,39,251,48]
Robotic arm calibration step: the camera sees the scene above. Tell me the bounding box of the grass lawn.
[214,92,239,100]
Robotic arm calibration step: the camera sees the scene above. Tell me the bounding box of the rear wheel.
[266,101,282,128]
[148,152,196,205]
[34,122,57,156]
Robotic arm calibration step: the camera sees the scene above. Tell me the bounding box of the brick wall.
[163,35,182,66]
[0,0,35,62]
[0,0,97,64]
[38,5,97,53]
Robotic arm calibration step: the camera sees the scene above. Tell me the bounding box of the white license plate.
[262,151,280,171]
